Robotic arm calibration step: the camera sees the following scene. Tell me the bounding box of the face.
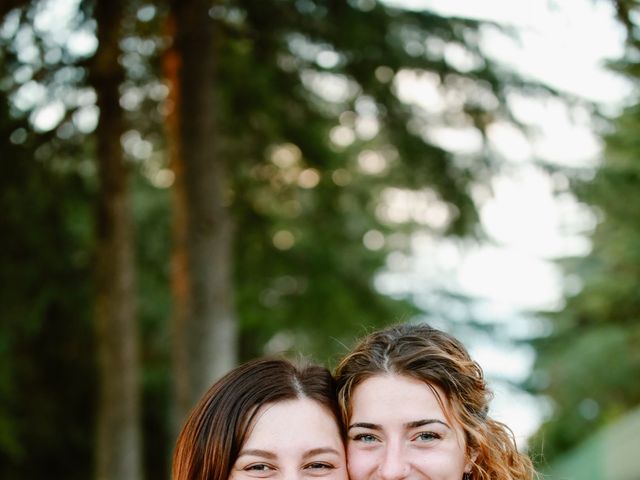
[231,398,347,480]
[346,374,470,480]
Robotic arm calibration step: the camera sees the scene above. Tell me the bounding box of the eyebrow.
[406,419,450,430]
[303,447,342,459]
[348,419,450,430]
[238,447,341,460]
[237,449,277,459]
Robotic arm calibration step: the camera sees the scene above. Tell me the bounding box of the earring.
[463,473,471,480]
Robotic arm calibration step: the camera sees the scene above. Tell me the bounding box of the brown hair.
[172,357,340,480]
[335,323,535,480]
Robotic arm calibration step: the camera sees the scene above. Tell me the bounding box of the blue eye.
[415,432,440,441]
[353,433,378,443]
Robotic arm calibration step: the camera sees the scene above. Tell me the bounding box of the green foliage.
[528,3,640,462]
[214,0,541,360]
[0,89,95,477]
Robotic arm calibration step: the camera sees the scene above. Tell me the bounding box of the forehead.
[244,398,342,447]
[350,374,450,421]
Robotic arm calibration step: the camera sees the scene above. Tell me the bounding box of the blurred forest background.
[0,0,638,479]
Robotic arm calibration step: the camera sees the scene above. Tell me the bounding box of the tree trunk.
[90,0,142,479]
[166,0,237,427]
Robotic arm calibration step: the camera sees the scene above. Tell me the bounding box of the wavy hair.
[335,323,535,480]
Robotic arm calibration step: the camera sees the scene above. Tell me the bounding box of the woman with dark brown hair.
[335,323,535,480]
[173,357,347,480]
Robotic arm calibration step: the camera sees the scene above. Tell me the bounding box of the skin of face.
[230,398,348,480]
[347,374,471,480]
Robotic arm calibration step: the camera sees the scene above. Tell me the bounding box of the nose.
[283,468,304,480]
[378,440,410,480]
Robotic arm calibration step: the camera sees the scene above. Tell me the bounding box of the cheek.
[411,445,466,478]
[346,444,376,480]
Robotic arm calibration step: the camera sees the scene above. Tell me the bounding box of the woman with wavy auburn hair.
[173,357,347,480]
[335,323,535,480]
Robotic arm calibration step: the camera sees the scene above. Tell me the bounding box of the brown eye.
[246,464,273,472]
[305,462,333,470]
